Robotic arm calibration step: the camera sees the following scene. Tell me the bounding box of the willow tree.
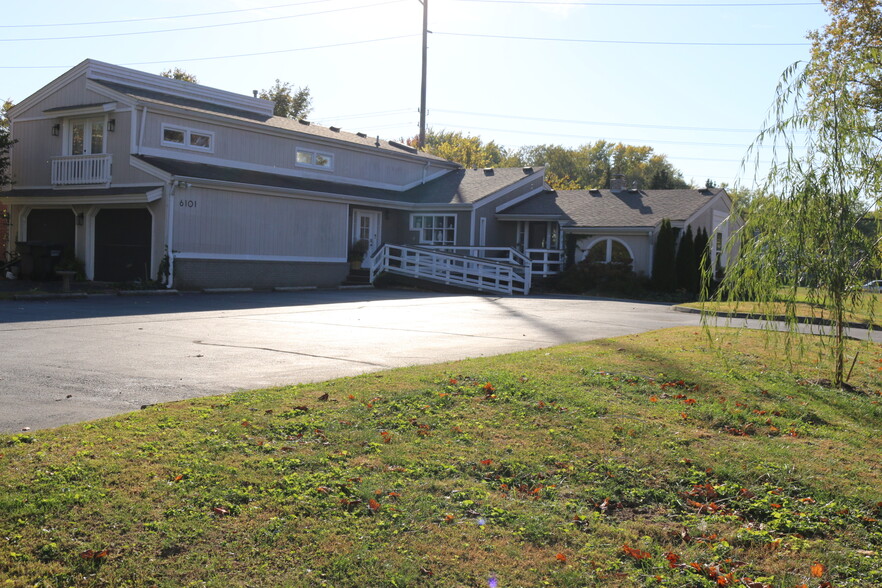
[713,55,881,386]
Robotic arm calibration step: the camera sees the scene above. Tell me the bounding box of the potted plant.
[349,239,369,269]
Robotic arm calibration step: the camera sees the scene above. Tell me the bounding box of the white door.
[352,210,382,267]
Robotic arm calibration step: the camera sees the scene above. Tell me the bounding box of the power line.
[433,108,762,133]
[0,35,420,69]
[0,0,336,28]
[435,31,810,46]
[430,120,792,148]
[453,0,819,6]
[0,0,407,42]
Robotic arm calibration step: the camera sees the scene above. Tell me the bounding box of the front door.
[352,209,381,267]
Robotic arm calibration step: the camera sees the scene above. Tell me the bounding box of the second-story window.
[296,148,333,170]
[68,117,105,155]
[161,124,214,152]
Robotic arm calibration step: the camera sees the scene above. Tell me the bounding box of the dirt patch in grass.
[1,327,881,587]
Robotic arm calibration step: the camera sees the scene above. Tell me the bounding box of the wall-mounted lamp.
[52,124,60,136]
[107,119,115,132]
[76,213,84,226]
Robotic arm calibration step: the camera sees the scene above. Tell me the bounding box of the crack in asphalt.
[192,340,389,367]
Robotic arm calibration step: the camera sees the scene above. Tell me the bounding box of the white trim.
[43,102,118,118]
[174,252,346,263]
[295,148,334,171]
[684,189,733,227]
[479,217,487,247]
[577,236,636,265]
[562,226,654,235]
[86,60,275,117]
[137,171,472,212]
[129,99,458,170]
[494,185,547,213]
[5,188,162,206]
[136,146,441,193]
[160,123,215,153]
[410,213,457,246]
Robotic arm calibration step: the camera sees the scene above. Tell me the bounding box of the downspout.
[421,160,429,184]
[138,106,148,155]
[166,180,176,288]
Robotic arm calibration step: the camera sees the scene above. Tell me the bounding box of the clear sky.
[1,0,830,188]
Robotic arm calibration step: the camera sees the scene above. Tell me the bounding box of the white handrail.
[370,244,531,295]
[51,154,112,185]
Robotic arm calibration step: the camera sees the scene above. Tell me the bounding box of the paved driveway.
[2,289,876,433]
[1,289,705,432]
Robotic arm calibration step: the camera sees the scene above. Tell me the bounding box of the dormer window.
[161,124,214,152]
[296,148,333,170]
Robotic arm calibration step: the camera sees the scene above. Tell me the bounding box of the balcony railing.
[51,154,112,186]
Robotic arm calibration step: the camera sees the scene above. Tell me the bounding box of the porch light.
[107,119,115,132]
[52,124,60,136]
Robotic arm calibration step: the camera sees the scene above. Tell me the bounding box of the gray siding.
[142,111,446,189]
[173,187,348,259]
[174,259,347,290]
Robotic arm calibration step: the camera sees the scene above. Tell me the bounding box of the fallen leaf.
[556,552,567,562]
[811,562,825,577]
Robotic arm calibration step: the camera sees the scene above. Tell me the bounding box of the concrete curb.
[118,289,180,297]
[672,305,876,331]
[202,288,254,294]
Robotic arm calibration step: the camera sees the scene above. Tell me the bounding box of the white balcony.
[51,154,112,186]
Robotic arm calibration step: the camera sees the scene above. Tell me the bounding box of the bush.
[554,261,645,296]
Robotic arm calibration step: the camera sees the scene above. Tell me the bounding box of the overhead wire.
[0,0,337,28]
[0,0,408,42]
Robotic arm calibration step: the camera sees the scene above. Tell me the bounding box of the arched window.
[582,238,634,265]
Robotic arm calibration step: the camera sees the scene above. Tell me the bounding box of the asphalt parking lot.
[2,288,877,433]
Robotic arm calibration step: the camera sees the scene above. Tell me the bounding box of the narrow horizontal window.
[161,124,214,152]
[296,148,334,170]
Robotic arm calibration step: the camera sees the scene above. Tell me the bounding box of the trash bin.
[15,241,64,280]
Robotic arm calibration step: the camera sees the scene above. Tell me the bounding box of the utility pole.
[419,0,428,149]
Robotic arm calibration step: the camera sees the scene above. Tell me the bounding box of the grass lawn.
[2,327,881,587]
[680,289,881,328]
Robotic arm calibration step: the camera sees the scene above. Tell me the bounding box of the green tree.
[676,225,698,293]
[716,3,882,386]
[160,68,198,83]
[693,227,710,289]
[417,129,517,169]
[1,100,15,187]
[652,219,677,292]
[260,80,312,119]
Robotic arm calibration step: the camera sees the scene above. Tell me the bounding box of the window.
[583,238,633,265]
[411,214,456,245]
[161,124,214,152]
[296,148,334,170]
[68,117,105,155]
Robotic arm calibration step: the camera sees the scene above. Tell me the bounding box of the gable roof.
[499,188,727,228]
[136,156,541,206]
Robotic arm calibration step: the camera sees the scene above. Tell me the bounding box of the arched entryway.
[94,208,152,282]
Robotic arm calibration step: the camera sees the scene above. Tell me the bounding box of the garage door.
[26,209,75,254]
[94,209,152,282]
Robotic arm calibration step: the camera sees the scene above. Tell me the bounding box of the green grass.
[681,288,882,328]
[1,327,881,587]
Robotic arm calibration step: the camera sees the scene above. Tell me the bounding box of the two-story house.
[0,59,736,294]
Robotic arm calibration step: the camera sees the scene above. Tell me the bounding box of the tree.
[675,225,698,293]
[714,2,882,386]
[693,227,710,289]
[808,0,882,117]
[1,100,15,187]
[160,68,198,83]
[259,80,312,119]
[417,129,516,169]
[652,219,677,292]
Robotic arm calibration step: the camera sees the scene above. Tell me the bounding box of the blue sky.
[2,0,829,188]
